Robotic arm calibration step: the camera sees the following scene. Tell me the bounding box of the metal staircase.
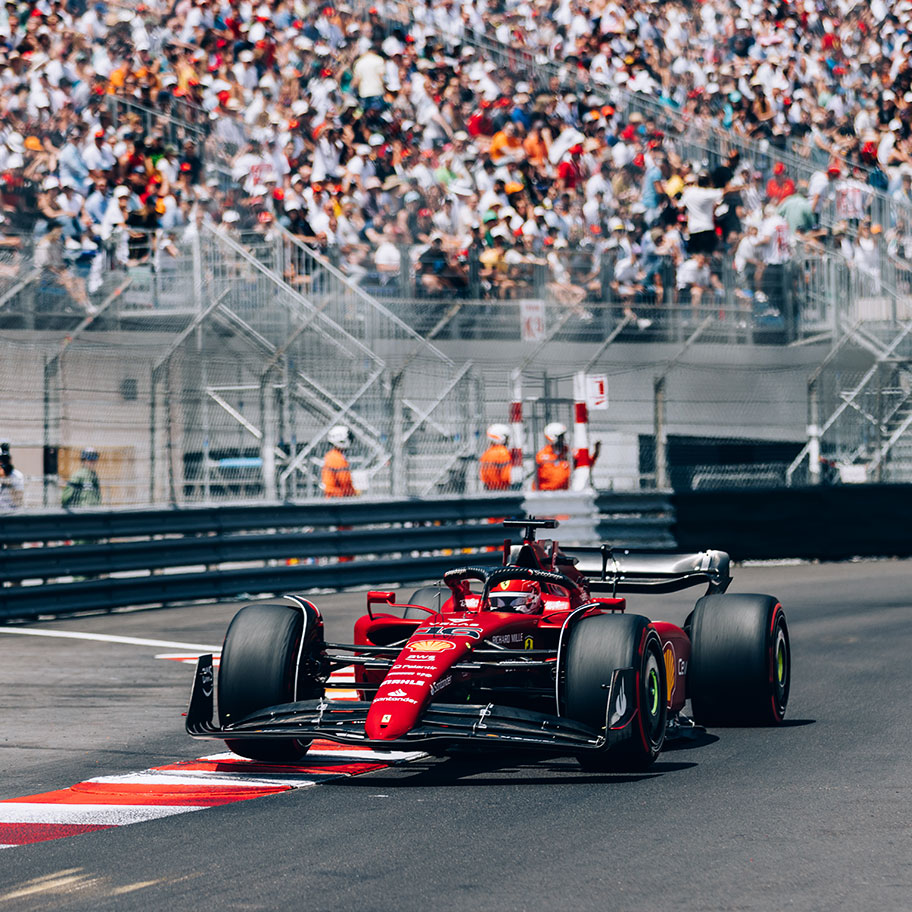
[787,317,912,484]
[167,224,478,500]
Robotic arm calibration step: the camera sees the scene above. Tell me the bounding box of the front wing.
[186,655,639,754]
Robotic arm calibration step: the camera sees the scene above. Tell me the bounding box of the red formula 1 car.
[187,520,790,771]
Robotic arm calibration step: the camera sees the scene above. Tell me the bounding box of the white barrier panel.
[522,490,599,546]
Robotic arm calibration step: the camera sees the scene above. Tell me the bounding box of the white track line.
[84,772,339,788]
[0,804,206,825]
[0,629,220,651]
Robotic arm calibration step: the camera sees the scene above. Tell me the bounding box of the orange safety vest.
[536,444,570,491]
[479,444,512,490]
[322,447,356,497]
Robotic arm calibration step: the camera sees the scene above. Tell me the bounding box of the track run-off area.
[0,559,910,911]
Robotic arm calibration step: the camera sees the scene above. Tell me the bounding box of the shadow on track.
[331,751,698,788]
[704,718,816,729]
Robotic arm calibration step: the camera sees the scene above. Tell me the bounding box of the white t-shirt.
[374,241,400,272]
[0,467,24,511]
[353,52,386,98]
[759,215,792,265]
[680,186,722,234]
[676,257,711,289]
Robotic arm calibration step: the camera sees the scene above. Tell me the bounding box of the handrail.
[785,319,912,482]
[277,226,454,367]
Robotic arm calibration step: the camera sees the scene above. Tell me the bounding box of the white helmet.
[486,423,510,445]
[544,422,567,443]
[327,425,351,448]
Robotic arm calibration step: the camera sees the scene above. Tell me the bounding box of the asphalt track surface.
[1,559,910,911]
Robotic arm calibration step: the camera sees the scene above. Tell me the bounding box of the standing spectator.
[680,172,723,255]
[733,223,764,296]
[351,44,387,114]
[766,163,795,204]
[62,447,101,508]
[808,164,842,225]
[479,424,512,491]
[0,441,24,511]
[322,425,358,498]
[535,422,571,491]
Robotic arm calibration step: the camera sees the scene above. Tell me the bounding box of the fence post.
[468,247,481,299]
[808,377,820,485]
[654,375,667,489]
[149,366,157,505]
[191,231,203,314]
[262,381,277,501]
[390,370,405,497]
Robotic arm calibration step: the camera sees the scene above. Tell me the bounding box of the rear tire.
[564,613,666,772]
[688,594,790,725]
[219,603,321,762]
[404,586,450,619]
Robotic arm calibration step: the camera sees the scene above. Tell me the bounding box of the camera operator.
[0,441,24,511]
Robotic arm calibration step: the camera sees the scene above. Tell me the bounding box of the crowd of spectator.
[3,0,912,324]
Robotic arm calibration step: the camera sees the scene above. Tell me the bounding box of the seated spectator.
[676,253,722,321]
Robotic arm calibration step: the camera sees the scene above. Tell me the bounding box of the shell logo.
[406,639,455,652]
[663,644,676,703]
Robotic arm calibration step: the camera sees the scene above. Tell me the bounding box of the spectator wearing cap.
[808,164,843,223]
[62,447,101,508]
[757,202,793,317]
[82,129,115,173]
[766,163,795,204]
[479,228,516,299]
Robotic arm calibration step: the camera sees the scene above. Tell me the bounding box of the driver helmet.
[489,579,543,614]
[81,447,98,462]
[486,423,510,446]
[327,425,351,449]
[544,422,567,444]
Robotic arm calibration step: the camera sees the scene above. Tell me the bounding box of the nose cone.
[365,634,474,740]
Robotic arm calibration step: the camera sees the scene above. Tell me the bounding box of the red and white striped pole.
[571,370,592,491]
[510,369,524,487]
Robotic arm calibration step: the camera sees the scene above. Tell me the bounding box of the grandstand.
[1,0,912,506]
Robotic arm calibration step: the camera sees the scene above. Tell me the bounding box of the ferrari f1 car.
[186,519,790,771]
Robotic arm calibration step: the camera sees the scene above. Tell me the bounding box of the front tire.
[218,603,321,762]
[688,594,790,725]
[564,613,667,772]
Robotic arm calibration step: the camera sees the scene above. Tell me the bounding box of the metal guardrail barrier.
[673,483,912,561]
[0,494,678,621]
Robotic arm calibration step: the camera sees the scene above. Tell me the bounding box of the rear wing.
[560,546,731,596]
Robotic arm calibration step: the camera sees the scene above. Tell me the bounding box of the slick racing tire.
[218,603,320,762]
[404,586,450,619]
[564,613,666,772]
[687,594,790,726]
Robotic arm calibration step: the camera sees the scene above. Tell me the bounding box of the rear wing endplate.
[560,546,731,596]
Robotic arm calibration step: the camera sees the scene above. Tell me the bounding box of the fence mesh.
[0,222,482,508]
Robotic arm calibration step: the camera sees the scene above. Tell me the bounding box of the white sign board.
[519,299,546,342]
[586,373,608,410]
